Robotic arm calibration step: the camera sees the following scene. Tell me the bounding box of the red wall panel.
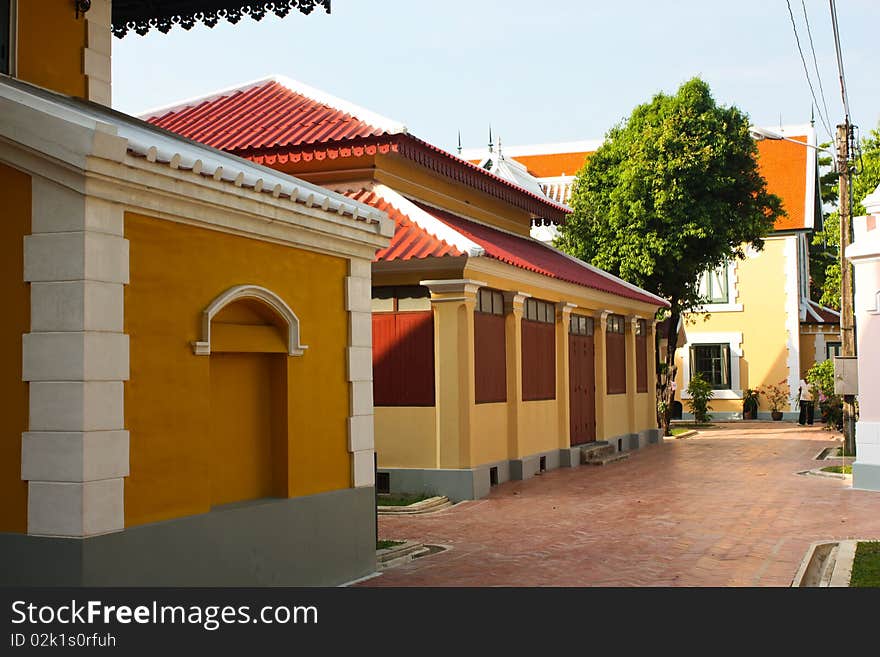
[372,311,435,406]
[474,313,507,403]
[522,319,556,401]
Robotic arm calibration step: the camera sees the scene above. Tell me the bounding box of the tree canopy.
[811,122,880,309]
[555,77,784,433]
[556,77,784,315]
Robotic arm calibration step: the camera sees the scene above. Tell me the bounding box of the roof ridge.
[139,74,408,136]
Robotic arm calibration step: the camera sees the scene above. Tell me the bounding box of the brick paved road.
[364,423,880,586]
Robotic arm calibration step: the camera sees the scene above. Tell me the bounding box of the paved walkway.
[364,423,880,586]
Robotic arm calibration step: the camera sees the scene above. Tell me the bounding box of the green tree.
[811,122,880,309]
[555,78,783,435]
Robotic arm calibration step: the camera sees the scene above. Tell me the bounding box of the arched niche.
[192,285,308,356]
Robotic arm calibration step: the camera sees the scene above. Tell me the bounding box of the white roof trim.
[371,185,484,257]
[139,73,408,136]
[0,76,389,232]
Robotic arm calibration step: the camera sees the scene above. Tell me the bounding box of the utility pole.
[836,122,856,455]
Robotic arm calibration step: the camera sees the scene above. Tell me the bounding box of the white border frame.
[679,331,744,400]
[192,285,308,356]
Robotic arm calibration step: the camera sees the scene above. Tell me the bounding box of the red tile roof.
[148,80,390,151]
[348,188,666,307]
[418,202,666,306]
[803,299,840,325]
[145,78,570,224]
[345,190,464,261]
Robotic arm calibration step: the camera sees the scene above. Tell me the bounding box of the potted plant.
[686,373,714,424]
[742,388,759,420]
[759,380,790,421]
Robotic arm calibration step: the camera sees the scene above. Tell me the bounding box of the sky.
[113,0,879,153]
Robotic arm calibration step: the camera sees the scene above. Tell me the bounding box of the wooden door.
[569,332,596,445]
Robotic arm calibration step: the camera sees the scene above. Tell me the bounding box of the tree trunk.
[656,308,682,437]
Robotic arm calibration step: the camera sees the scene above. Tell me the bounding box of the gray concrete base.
[853,462,880,491]
[510,448,561,481]
[381,465,501,501]
[642,428,662,445]
[558,446,582,468]
[0,487,376,587]
[682,411,799,421]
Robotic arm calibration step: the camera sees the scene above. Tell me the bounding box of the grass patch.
[376,493,431,507]
[850,542,880,587]
[376,539,405,551]
[821,465,852,474]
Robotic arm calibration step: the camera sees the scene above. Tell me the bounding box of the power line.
[829,0,851,124]
[801,0,833,140]
[785,0,834,139]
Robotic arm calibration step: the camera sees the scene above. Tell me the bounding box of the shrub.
[743,388,760,417]
[759,380,791,413]
[686,373,714,424]
[806,360,843,430]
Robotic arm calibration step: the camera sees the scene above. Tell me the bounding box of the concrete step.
[585,452,630,466]
[377,496,452,515]
[580,443,615,463]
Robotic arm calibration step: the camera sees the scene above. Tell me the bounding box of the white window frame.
[679,331,743,400]
[696,261,742,313]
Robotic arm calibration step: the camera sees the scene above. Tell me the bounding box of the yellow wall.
[375,407,437,468]
[471,402,509,464]
[604,394,630,439]
[124,212,352,527]
[16,0,88,98]
[636,392,654,431]
[0,163,30,533]
[676,238,791,413]
[519,399,559,458]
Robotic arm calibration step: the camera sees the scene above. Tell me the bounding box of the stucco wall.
[676,237,794,414]
[16,0,88,98]
[374,406,437,468]
[123,212,352,527]
[471,402,509,465]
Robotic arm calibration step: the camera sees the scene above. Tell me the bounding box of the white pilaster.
[346,261,375,487]
[22,178,129,537]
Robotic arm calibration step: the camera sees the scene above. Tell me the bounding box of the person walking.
[797,378,814,426]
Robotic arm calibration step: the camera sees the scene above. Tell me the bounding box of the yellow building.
[0,1,390,586]
[146,76,669,500]
[463,126,841,420]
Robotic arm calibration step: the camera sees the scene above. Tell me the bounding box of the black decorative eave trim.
[112,1,330,38]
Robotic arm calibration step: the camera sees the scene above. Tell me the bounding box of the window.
[524,298,555,323]
[698,265,729,304]
[371,286,431,313]
[569,315,593,336]
[477,288,504,315]
[826,341,842,360]
[475,288,506,403]
[606,313,626,394]
[689,344,731,390]
[522,299,555,401]
[372,286,435,406]
[0,0,10,76]
[635,319,648,393]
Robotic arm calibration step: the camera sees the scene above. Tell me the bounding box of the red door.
[569,332,596,445]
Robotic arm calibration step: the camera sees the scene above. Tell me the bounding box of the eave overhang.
[111,0,330,38]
